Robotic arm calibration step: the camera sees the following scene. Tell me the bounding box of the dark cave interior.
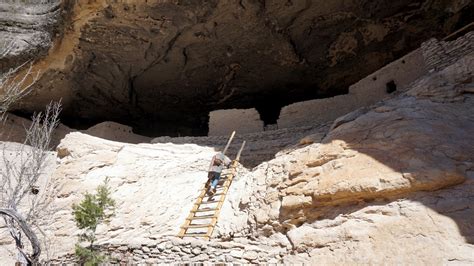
[47,82,349,137]
[3,0,473,139]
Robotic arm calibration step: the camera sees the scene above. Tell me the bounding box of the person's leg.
[211,172,221,189]
[206,172,213,188]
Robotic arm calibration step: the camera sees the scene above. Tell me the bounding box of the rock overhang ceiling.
[2,0,473,136]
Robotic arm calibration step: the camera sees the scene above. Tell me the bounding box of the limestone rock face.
[35,132,249,260]
[233,53,474,263]
[280,182,474,264]
[2,1,473,135]
[39,52,474,264]
[1,42,473,264]
[0,1,62,70]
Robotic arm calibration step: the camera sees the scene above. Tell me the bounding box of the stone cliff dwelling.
[0,1,473,264]
[210,32,473,136]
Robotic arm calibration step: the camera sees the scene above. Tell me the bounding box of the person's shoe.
[208,188,216,196]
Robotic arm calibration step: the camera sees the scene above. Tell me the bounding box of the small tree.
[72,178,115,265]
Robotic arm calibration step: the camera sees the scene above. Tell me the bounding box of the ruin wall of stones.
[51,237,286,264]
[207,31,473,134]
[208,108,263,136]
[154,123,330,167]
[83,121,151,144]
[421,31,474,71]
[277,48,427,128]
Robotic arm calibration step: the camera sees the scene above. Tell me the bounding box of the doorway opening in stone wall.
[255,99,282,127]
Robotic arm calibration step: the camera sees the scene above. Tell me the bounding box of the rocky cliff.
[1,1,474,264]
[2,0,473,135]
[0,1,63,71]
[0,46,472,264]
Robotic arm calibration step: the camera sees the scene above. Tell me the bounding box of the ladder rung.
[202,186,227,192]
[195,198,222,204]
[183,233,209,237]
[187,215,216,220]
[192,208,218,213]
[202,192,225,198]
[199,184,228,193]
[199,200,221,204]
[181,224,212,229]
[200,181,228,189]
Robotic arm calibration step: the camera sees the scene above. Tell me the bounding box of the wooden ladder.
[178,140,245,240]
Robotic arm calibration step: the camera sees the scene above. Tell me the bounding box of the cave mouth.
[58,111,211,138]
[28,84,350,138]
[58,89,351,138]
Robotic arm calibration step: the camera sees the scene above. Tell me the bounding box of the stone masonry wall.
[208,108,263,136]
[276,94,361,129]
[83,121,151,144]
[348,49,428,106]
[50,237,288,264]
[422,31,474,71]
[208,31,473,134]
[277,48,428,128]
[154,123,330,168]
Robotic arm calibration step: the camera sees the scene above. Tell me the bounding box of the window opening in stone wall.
[386,80,397,93]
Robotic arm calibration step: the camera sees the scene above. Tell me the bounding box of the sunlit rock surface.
[0,51,472,264]
[236,53,474,264]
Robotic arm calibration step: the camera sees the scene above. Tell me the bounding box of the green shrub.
[72,178,115,265]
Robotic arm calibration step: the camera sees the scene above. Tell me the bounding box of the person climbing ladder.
[178,132,246,240]
[207,152,232,196]
[206,131,235,196]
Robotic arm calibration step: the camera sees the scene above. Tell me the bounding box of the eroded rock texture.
[2,0,473,135]
[235,53,474,264]
[0,43,472,265]
[0,1,62,71]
